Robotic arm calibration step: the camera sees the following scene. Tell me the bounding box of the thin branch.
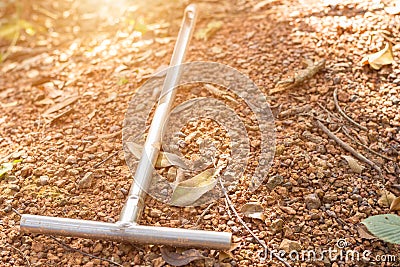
[49,236,123,267]
[316,120,381,173]
[93,150,120,168]
[342,126,395,162]
[333,88,368,131]
[218,178,292,267]
[5,244,31,267]
[194,202,216,227]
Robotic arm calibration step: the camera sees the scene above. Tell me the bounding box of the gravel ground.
[0,0,399,266]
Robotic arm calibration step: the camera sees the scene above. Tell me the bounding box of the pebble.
[78,172,93,189]
[271,218,284,233]
[65,155,77,164]
[39,175,49,185]
[150,208,162,218]
[9,184,20,191]
[304,194,321,209]
[323,193,338,203]
[266,174,283,190]
[279,239,302,252]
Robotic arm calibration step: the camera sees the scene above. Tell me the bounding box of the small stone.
[323,193,338,203]
[279,239,302,252]
[152,257,165,267]
[266,174,283,190]
[271,219,284,233]
[326,210,337,218]
[281,206,296,215]
[304,194,321,210]
[150,208,162,218]
[65,155,77,164]
[109,125,121,133]
[78,172,93,189]
[39,175,49,185]
[93,243,103,254]
[9,184,20,191]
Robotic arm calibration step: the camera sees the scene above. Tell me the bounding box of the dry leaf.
[219,251,233,261]
[125,142,188,169]
[157,151,188,169]
[385,1,400,15]
[241,202,265,220]
[356,224,376,240]
[35,98,54,106]
[390,196,400,211]
[126,142,144,159]
[171,168,218,206]
[252,0,279,11]
[271,59,325,94]
[342,155,364,174]
[360,42,394,70]
[377,190,396,207]
[160,246,205,266]
[42,95,79,117]
[194,21,223,41]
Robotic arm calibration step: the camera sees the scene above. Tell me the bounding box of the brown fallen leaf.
[360,42,394,70]
[390,196,400,211]
[42,95,79,117]
[377,190,396,207]
[252,0,279,11]
[271,59,325,94]
[241,202,265,220]
[160,246,205,266]
[342,155,364,174]
[171,168,218,206]
[356,224,376,240]
[125,142,188,169]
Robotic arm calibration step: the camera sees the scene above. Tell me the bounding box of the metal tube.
[21,214,232,250]
[19,5,233,251]
[119,4,198,224]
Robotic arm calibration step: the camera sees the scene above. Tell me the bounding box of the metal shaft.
[21,214,232,250]
[20,5,233,250]
[119,4,198,224]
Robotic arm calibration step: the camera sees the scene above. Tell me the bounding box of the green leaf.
[170,168,218,206]
[117,76,129,86]
[361,214,400,244]
[0,19,35,40]
[194,21,223,41]
[0,159,22,177]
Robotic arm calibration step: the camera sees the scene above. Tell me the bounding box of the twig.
[271,59,325,94]
[195,202,216,227]
[5,244,31,267]
[49,236,123,267]
[12,208,22,216]
[317,103,343,123]
[218,178,292,267]
[98,130,122,139]
[317,120,390,209]
[333,88,368,131]
[342,126,395,162]
[93,150,120,168]
[316,120,381,173]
